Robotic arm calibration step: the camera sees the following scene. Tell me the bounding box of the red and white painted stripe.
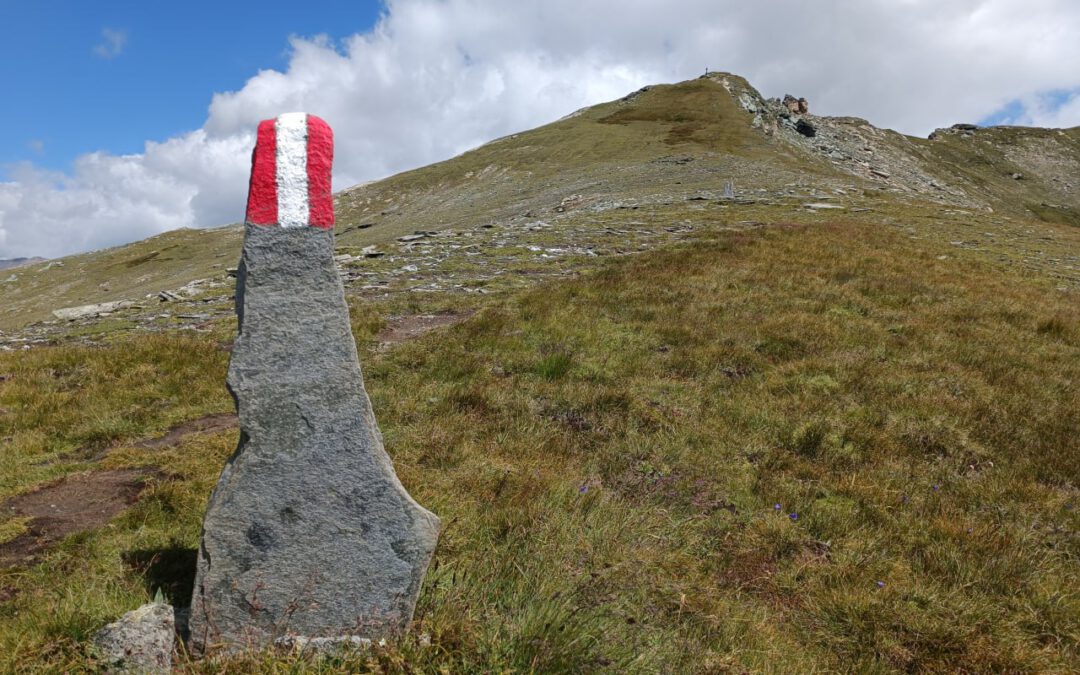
[245,113,335,229]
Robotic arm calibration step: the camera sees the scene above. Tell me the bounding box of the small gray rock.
[92,603,175,673]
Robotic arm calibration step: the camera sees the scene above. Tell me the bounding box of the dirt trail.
[129,413,237,450]
[1,413,239,572]
[376,310,474,347]
[0,470,150,568]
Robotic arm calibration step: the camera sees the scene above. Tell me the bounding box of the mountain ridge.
[1,72,1077,334]
[0,257,47,271]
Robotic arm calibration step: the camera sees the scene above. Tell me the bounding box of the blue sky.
[1,0,1078,259]
[0,0,384,176]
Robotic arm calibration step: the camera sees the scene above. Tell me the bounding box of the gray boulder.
[795,118,817,138]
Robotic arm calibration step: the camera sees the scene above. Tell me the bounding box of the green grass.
[2,216,1076,672]
[0,331,234,497]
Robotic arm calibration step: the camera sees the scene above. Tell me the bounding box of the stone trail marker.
[188,113,440,654]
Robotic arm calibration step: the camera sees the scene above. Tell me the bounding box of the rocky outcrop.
[783,94,809,115]
[929,123,981,140]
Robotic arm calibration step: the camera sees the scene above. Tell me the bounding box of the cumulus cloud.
[3,0,1080,259]
[93,27,127,59]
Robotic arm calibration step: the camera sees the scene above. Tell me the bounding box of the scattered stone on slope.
[52,301,136,321]
[376,310,475,347]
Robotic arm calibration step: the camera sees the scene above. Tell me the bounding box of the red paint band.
[245,114,335,228]
[245,119,279,226]
[306,115,335,229]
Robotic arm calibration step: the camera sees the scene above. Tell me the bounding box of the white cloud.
[93,27,127,60]
[989,89,1080,128]
[3,0,1080,259]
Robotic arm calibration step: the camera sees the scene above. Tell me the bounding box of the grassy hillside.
[4,74,1077,333]
[2,212,1077,672]
[1,75,1078,672]
[1,75,841,332]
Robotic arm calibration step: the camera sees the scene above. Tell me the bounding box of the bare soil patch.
[130,412,237,451]
[376,310,474,347]
[0,469,150,568]
[3,413,238,568]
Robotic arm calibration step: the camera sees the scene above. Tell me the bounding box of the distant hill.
[0,257,46,271]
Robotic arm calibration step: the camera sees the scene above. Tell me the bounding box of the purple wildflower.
[789,512,798,521]
[774,503,782,511]
[876,581,885,588]
[579,485,589,494]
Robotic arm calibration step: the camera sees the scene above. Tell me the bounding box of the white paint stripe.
[275,113,310,227]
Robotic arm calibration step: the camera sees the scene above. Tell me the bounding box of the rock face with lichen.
[187,113,440,655]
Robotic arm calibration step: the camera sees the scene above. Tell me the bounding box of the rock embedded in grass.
[92,602,176,674]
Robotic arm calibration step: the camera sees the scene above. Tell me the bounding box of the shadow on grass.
[123,544,197,608]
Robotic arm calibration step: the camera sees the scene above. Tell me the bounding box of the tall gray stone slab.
[188,113,439,655]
